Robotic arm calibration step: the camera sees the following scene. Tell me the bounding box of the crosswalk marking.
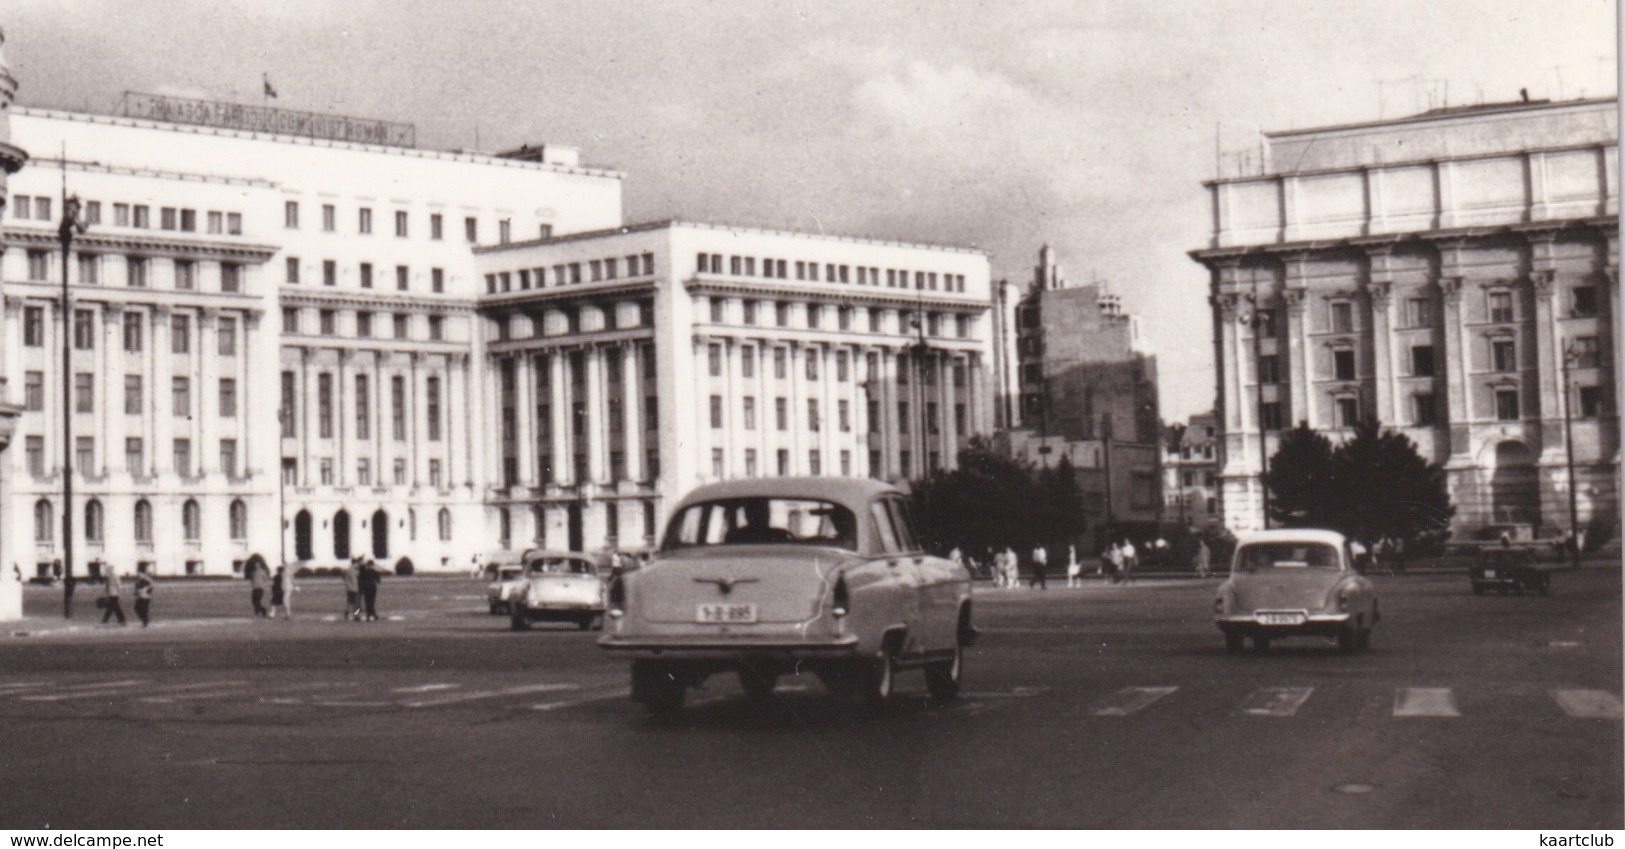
[528,690,631,712]
[401,683,576,709]
[1240,686,1314,717]
[1394,687,1459,717]
[1090,686,1178,716]
[1552,689,1623,719]
[18,680,148,701]
[392,683,462,694]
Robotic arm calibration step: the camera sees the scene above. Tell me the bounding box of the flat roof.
[476,218,987,257]
[1264,96,1616,140]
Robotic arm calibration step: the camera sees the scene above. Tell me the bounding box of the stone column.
[1531,268,1562,457]
[299,347,313,486]
[1367,278,1395,425]
[1437,274,1471,459]
[1283,288,1310,426]
[621,342,643,482]
[100,303,121,478]
[152,307,173,476]
[586,345,607,484]
[550,351,570,485]
[515,353,535,488]
[198,310,219,478]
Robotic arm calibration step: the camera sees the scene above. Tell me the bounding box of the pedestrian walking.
[1066,545,1081,588]
[1193,538,1211,578]
[343,557,363,620]
[134,567,155,627]
[269,566,289,619]
[1030,545,1048,590]
[359,557,382,621]
[1120,539,1137,584]
[1105,542,1124,584]
[99,561,127,626]
[1002,547,1019,589]
[246,554,270,617]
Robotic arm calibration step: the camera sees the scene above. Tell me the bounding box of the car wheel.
[739,668,779,702]
[632,662,686,714]
[1355,626,1372,651]
[925,642,963,702]
[510,613,529,631]
[1223,631,1245,653]
[1251,636,1271,653]
[1337,623,1358,653]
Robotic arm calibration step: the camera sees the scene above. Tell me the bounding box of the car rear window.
[663,498,857,552]
[1235,542,1340,571]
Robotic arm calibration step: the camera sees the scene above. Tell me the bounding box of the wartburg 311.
[1214,528,1378,653]
[598,477,975,712]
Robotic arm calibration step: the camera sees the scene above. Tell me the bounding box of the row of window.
[499,447,661,489]
[32,497,244,544]
[1252,384,1610,431]
[24,371,240,419]
[26,435,236,480]
[493,501,659,549]
[1262,285,1601,338]
[13,196,244,236]
[21,306,242,354]
[707,394,967,435]
[284,200,539,245]
[25,251,244,293]
[281,307,447,342]
[708,344,971,388]
[695,253,970,293]
[485,253,657,293]
[492,301,655,340]
[1256,335,1602,384]
[707,447,944,480]
[285,258,445,293]
[282,455,450,490]
[280,371,446,442]
[705,297,974,338]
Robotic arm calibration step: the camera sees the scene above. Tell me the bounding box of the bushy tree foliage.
[1266,419,1454,547]
[910,437,1087,557]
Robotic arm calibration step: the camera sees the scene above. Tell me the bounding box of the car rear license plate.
[697,603,757,624]
[1483,570,1496,579]
[1256,612,1306,626]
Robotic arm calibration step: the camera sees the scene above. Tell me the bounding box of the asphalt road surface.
[0,567,1618,829]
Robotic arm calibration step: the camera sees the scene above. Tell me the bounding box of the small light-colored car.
[599,477,975,712]
[1214,528,1378,653]
[486,563,527,615]
[509,550,607,631]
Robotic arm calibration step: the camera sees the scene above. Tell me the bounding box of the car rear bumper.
[598,633,861,660]
[1216,612,1353,637]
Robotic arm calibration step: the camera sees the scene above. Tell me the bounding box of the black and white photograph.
[0,0,1617,836]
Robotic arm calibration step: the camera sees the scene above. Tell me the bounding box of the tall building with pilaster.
[1192,97,1618,539]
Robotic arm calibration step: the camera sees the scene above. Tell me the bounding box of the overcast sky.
[5,0,1618,420]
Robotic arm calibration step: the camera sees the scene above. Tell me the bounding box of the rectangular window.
[227,212,241,235]
[806,351,819,380]
[71,310,94,351]
[320,458,333,486]
[1329,302,1353,333]
[318,373,334,439]
[217,317,237,355]
[395,210,409,237]
[1333,348,1355,380]
[1335,397,1359,427]
[396,265,409,291]
[775,397,788,431]
[24,371,43,411]
[76,437,94,474]
[160,207,177,231]
[1407,297,1434,327]
[1579,385,1605,418]
[838,399,850,432]
[1412,393,1437,426]
[123,313,143,352]
[221,263,241,293]
[774,348,787,379]
[26,250,48,281]
[180,209,197,232]
[428,459,442,488]
[219,439,237,478]
[219,378,237,417]
[1492,339,1516,372]
[775,303,789,327]
[1411,345,1434,376]
[809,450,822,476]
[1571,336,1601,369]
[898,402,910,433]
[391,376,406,440]
[355,375,370,440]
[1572,286,1599,317]
[284,200,299,229]
[320,310,336,336]
[1489,291,1514,323]
[323,260,337,287]
[709,395,724,429]
[465,217,478,243]
[740,346,755,379]
[431,267,444,293]
[426,377,442,440]
[742,396,757,430]
[133,206,149,229]
[808,399,820,431]
[26,436,43,478]
[172,260,196,291]
[393,313,408,339]
[282,308,300,334]
[360,263,373,289]
[285,257,300,284]
[1260,401,1283,431]
[394,458,408,486]
[23,307,43,347]
[171,376,190,416]
[77,253,99,285]
[124,375,142,415]
[280,372,296,438]
[430,213,443,240]
[1495,389,1520,421]
[126,438,144,477]
[777,449,790,476]
[708,344,722,377]
[113,203,129,226]
[1257,355,1279,384]
[358,207,373,234]
[429,316,444,341]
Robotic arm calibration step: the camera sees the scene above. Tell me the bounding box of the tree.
[909,437,1084,559]
[1262,423,1337,528]
[1265,419,1454,548]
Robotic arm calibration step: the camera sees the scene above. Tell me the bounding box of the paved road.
[0,569,1618,829]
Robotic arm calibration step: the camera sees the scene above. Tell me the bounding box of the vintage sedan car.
[1470,546,1550,595]
[1214,529,1378,653]
[509,550,607,631]
[598,477,974,712]
[486,563,527,615]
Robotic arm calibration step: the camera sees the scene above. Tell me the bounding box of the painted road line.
[392,683,462,694]
[1240,687,1315,717]
[257,682,362,704]
[308,700,397,707]
[1552,689,1624,719]
[401,683,577,708]
[1090,686,1178,717]
[0,682,49,693]
[963,686,1051,700]
[18,680,149,701]
[1393,687,1460,717]
[137,681,251,703]
[528,690,632,712]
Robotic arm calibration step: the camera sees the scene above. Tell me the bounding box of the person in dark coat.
[134,567,155,627]
[359,558,382,621]
[246,554,271,617]
[99,562,127,626]
[269,566,288,619]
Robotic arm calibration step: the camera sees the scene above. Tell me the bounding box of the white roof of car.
[1234,528,1349,547]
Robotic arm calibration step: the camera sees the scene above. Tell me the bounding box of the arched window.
[134,500,153,543]
[84,500,104,543]
[333,509,351,560]
[182,499,201,541]
[34,499,53,543]
[294,509,313,560]
[438,508,452,541]
[229,499,248,540]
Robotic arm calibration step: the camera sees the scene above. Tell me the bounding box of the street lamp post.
[57,187,85,616]
[1560,342,1582,570]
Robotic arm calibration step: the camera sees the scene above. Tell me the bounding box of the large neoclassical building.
[0,89,993,577]
[1192,97,1618,539]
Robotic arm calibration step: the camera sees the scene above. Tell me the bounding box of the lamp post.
[57,184,85,617]
[1560,342,1582,570]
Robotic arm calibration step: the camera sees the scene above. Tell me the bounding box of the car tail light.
[832,574,849,618]
[608,576,625,619]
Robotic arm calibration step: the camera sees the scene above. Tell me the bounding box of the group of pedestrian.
[87,560,156,627]
[1101,539,1139,584]
[244,554,295,619]
[344,556,383,622]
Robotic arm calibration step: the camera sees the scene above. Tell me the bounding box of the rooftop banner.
[119,91,415,148]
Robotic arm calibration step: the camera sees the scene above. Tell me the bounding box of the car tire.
[739,668,779,702]
[510,613,529,631]
[1355,626,1372,651]
[1251,636,1271,653]
[1337,624,1358,653]
[925,642,962,702]
[632,662,685,714]
[1223,631,1245,653]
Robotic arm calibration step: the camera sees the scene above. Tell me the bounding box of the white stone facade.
[1192,98,1619,538]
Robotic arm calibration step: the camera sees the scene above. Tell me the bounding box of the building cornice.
[5,280,266,312]
[1189,216,1618,265]
[478,279,657,311]
[684,276,988,312]
[4,227,279,263]
[1203,140,1616,187]
[478,218,989,258]
[279,289,476,313]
